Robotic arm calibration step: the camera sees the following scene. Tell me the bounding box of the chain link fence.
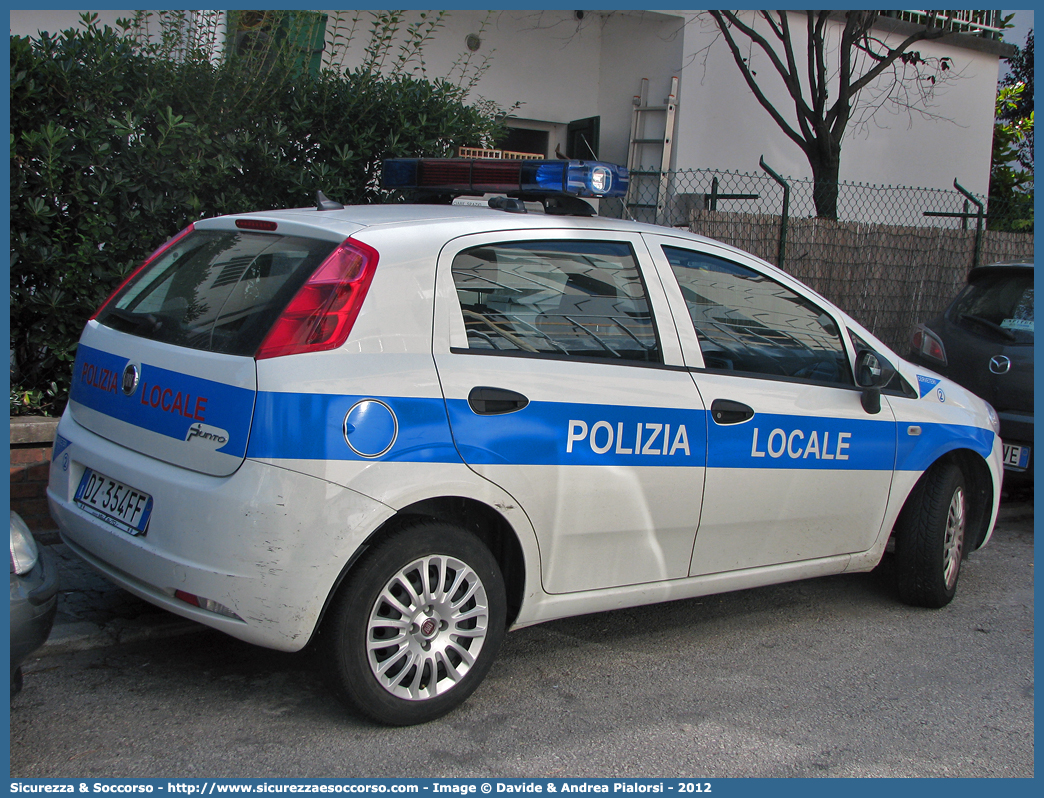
[602,168,1034,351]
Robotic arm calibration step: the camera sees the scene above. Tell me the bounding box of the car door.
[643,234,899,576]
[432,230,707,594]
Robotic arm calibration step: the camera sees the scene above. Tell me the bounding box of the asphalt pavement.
[38,496,1033,656]
[15,496,1033,777]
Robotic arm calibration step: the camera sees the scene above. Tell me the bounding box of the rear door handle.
[468,387,530,416]
[711,399,755,425]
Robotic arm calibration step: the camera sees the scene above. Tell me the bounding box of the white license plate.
[1002,443,1030,470]
[74,468,153,536]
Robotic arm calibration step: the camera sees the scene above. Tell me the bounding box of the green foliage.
[10,12,506,415]
[988,63,1034,232]
[998,29,1033,173]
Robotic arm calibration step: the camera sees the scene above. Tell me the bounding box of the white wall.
[671,11,1000,196]
[321,10,605,128]
[10,9,123,36]
[596,11,686,168]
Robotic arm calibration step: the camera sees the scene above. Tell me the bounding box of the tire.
[321,521,507,725]
[894,462,968,608]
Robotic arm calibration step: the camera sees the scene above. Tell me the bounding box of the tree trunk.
[809,151,841,221]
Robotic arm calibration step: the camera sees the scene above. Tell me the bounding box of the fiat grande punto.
[48,158,1004,725]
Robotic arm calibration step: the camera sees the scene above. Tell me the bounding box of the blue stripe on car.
[70,345,253,457]
[68,347,994,472]
[247,392,461,463]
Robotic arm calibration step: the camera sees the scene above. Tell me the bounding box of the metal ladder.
[625,76,678,225]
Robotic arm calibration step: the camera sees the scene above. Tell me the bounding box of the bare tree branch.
[848,23,945,95]
[707,9,959,218]
[710,11,816,152]
[807,12,829,123]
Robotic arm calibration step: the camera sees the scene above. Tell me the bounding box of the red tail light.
[90,223,196,320]
[911,324,947,364]
[235,218,278,231]
[255,238,379,360]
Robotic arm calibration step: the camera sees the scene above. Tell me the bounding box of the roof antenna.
[316,190,344,211]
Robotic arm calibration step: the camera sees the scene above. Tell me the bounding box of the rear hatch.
[938,265,1033,414]
[68,217,351,476]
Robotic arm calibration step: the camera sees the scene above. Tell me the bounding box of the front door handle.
[468,387,530,416]
[711,399,754,425]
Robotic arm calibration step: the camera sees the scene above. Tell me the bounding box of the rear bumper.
[999,409,1033,444]
[999,410,1033,482]
[47,413,394,652]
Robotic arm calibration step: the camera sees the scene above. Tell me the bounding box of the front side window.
[450,240,661,363]
[663,246,851,384]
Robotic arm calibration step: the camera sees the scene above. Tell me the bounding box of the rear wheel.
[895,462,967,608]
[321,521,506,725]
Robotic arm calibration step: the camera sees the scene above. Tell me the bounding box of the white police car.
[48,157,1004,725]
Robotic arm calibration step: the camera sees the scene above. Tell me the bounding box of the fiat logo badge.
[989,355,1011,375]
[420,618,438,637]
[121,363,140,396]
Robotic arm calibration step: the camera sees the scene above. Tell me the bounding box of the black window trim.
[447,346,689,372]
[685,364,864,392]
[847,327,918,399]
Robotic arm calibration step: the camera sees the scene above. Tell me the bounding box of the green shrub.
[988,83,1034,233]
[10,13,505,415]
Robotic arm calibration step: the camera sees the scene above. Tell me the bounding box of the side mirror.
[855,349,896,414]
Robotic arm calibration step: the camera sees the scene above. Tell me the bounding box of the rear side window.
[663,245,851,384]
[98,230,337,356]
[947,270,1034,344]
[450,240,661,363]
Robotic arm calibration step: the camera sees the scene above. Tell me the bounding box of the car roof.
[235,201,650,231]
[968,260,1034,281]
[221,200,743,252]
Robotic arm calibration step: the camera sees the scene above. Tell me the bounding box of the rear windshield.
[97,230,337,356]
[948,270,1034,345]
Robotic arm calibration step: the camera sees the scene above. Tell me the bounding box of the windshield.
[98,230,338,356]
[948,270,1034,345]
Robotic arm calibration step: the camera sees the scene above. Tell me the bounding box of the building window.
[226,10,327,76]
[499,128,550,158]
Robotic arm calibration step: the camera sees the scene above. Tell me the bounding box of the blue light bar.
[382,158,629,199]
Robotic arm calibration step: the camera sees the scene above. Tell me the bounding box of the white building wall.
[675,12,806,178]
[329,10,605,134]
[835,45,1000,194]
[671,11,1000,197]
[595,12,686,168]
[10,9,120,36]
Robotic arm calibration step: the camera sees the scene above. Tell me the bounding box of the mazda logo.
[989,356,1011,375]
[121,363,140,396]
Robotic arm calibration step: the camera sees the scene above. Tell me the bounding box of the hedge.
[10,16,504,415]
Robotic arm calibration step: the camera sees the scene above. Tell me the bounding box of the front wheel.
[321,521,507,725]
[894,462,968,608]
